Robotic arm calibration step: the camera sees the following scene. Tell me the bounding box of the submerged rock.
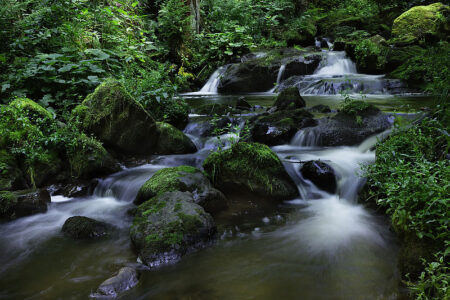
[236,97,252,110]
[72,80,158,155]
[94,267,139,297]
[130,191,216,267]
[0,189,50,221]
[62,216,110,239]
[135,166,227,214]
[154,122,197,155]
[273,87,306,111]
[249,109,316,146]
[391,3,449,46]
[203,142,299,200]
[300,161,337,194]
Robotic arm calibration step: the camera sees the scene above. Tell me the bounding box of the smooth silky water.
[0,51,434,299]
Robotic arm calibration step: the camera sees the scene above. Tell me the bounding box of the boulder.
[249,109,316,146]
[72,80,158,155]
[218,49,322,94]
[307,102,392,146]
[67,134,120,178]
[130,191,216,267]
[9,97,52,122]
[203,142,299,200]
[273,87,306,111]
[391,3,450,46]
[184,116,240,138]
[354,35,388,74]
[49,180,99,198]
[0,189,50,220]
[154,122,197,155]
[135,166,227,214]
[95,267,139,297]
[62,216,110,239]
[300,161,337,194]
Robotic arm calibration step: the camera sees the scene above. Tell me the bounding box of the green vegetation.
[364,114,449,299]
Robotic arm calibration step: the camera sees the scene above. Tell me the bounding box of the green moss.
[135,165,200,204]
[9,98,52,121]
[155,122,194,154]
[203,142,297,199]
[391,3,449,45]
[0,191,17,217]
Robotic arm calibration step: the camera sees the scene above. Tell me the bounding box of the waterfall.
[198,66,226,94]
[290,128,320,147]
[314,51,357,76]
[268,64,286,93]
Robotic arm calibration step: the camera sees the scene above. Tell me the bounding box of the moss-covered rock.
[273,87,306,111]
[73,79,158,155]
[249,109,316,146]
[203,142,299,200]
[130,191,216,267]
[26,151,62,188]
[62,216,111,239]
[283,18,317,47]
[385,45,426,73]
[67,134,120,178]
[9,97,52,122]
[135,166,227,214]
[306,102,392,146]
[154,122,197,155]
[0,189,50,221]
[0,150,26,191]
[354,36,388,74]
[391,3,450,45]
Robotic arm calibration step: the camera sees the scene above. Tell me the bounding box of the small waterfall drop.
[197,66,226,94]
[268,64,286,93]
[314,51,357,76]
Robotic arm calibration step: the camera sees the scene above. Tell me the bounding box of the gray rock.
[95,267,139,297]
[62,216,110,240]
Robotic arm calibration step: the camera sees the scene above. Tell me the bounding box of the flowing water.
[0,50,434,299]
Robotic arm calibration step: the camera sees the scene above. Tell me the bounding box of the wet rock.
[310,102,392,146]
[273,87,306,111]
[95,267,139,297]
[154,122,197,155]
[218,48,322,94]
[62,216,110,239]
[333,41,345,51]
[300,161,337,194]
[308,104,331,113]
[50,180,99,198]
[130,191,216,267]
[236,97,252,110]
[0,189,50,220]
[193,103,236,115]
[203,142,299,200]
[72,79,158,155]
[184,116,240,138]
[249,109,316,146]
[135,166,227,215]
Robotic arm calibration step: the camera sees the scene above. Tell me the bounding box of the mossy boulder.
[283,18,317,47]
[300,161,337,194]
[273,87,306,111]
[385,45,426,73]
[62,216,111,239]
[391,3,450,46]
[0,189,50,221]
[9,97,52,122]
[154,122,197,155]
[135,166,227,214]
[26,151,62,187]
[73,80,158,155]
[249,109,316,146]
[67,134,120,178]
[130,191,216,267]
[354,36,388,74]
[0,150,26,191]
[203,142,299,200]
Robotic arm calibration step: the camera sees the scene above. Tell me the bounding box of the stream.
[0,50,435,299]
